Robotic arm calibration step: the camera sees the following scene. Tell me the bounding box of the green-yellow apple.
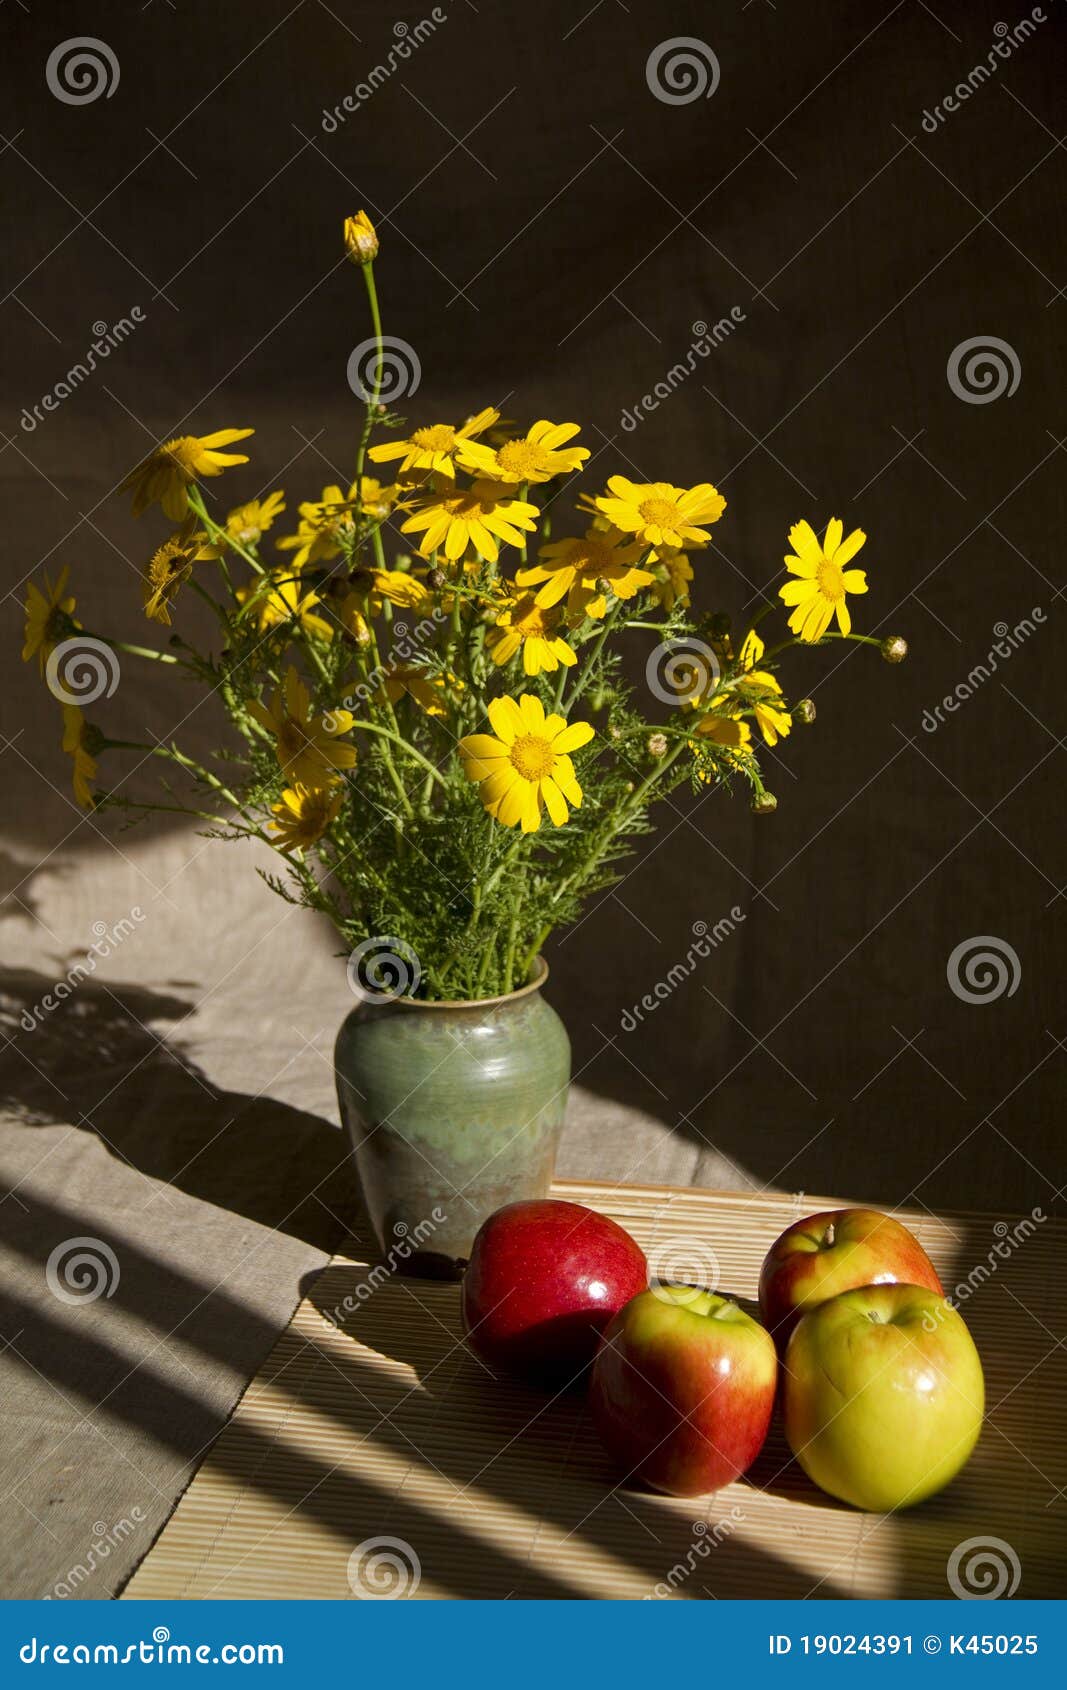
[759,1208,943,1350]
[589,1286,777,1496]
[782,1283,984,1510]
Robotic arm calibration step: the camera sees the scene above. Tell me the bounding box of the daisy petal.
[551,720,594,753]
[540,777,569,827]
[835,528,867,567]
[487,695,524,744]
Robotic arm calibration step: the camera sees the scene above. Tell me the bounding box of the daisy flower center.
[816,558,845,601]
[509,733,555,781]
[412,424,457,452]
[163,437,200,479]
[496,440,548,478]
[639,497,680,529]
[514,604,552,635]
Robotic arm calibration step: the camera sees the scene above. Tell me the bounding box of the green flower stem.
[186,486,266,579]
[105,740,271,840]
[102,636,182,666]
[563,601,623,712]
[736,600,778,650]
[762,629,881,661]
[354,259,384,497]
[541,735,689,932]
[350,720,448,792]
[186,576,230,626]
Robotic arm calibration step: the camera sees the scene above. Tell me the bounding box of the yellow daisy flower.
[401,479,538,564]
[236,573,334,642]
[200,490,286,557]
[366,569,429,611]
[358,477,402,522]
[269,783,343,851]
[379,664,462,719]
[652,547,694,611]
[517,525,650,617]
[23,566,76,672]
[595,476,726,550]
[779,518,868,641]
[458,419,590,484]
[693,712,752,781]
[61,705,97,808]
[248,667,357,788]
[739,627,765,667]
[122,428,254,521]
[276,482,359,571]
[487,596,577,675]
[369,407,499,482]
[744,672,792,746]
[459,693,594,832]
[143,533,203,625]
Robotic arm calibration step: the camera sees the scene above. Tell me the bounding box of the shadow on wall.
[0,968,355,1251]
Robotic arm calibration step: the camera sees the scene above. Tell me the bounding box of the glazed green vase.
[335,959,570,1275]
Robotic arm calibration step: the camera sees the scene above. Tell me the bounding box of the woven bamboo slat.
[124,1181,1065,1600]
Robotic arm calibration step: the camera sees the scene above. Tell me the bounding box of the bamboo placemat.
[124,1181,1066,1600]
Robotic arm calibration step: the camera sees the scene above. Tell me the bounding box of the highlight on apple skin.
[460,1198,649,1388]
[589,1286,778,1497]
[758,1207,944,1350]
[781,1282,984,1512]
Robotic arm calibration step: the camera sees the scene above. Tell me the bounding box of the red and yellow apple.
[589,1286,777,1496]
[782,1283,984,1510]
[461,1199,648,1387]
[759,1208,943,1349]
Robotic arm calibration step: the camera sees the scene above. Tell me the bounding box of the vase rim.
[382,955,549,1012]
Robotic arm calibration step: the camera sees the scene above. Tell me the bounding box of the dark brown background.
[1,0,1065,1602]
[3,0,1065,1209]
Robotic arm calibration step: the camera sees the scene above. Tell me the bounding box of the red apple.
[589,1287,777,1496]
[782,1283,984,1510]
[759,1208,943,1350]
[461,1199,648,1387]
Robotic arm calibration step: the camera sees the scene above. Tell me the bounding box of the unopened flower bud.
[751,790,778,815]
[794,697,816,725]
[344,211,379,264]
[82,721,107,756]
[881,634,908,664]
[648,732,668,758]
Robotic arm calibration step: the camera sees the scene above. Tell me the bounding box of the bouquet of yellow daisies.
[22,213,905,1002]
